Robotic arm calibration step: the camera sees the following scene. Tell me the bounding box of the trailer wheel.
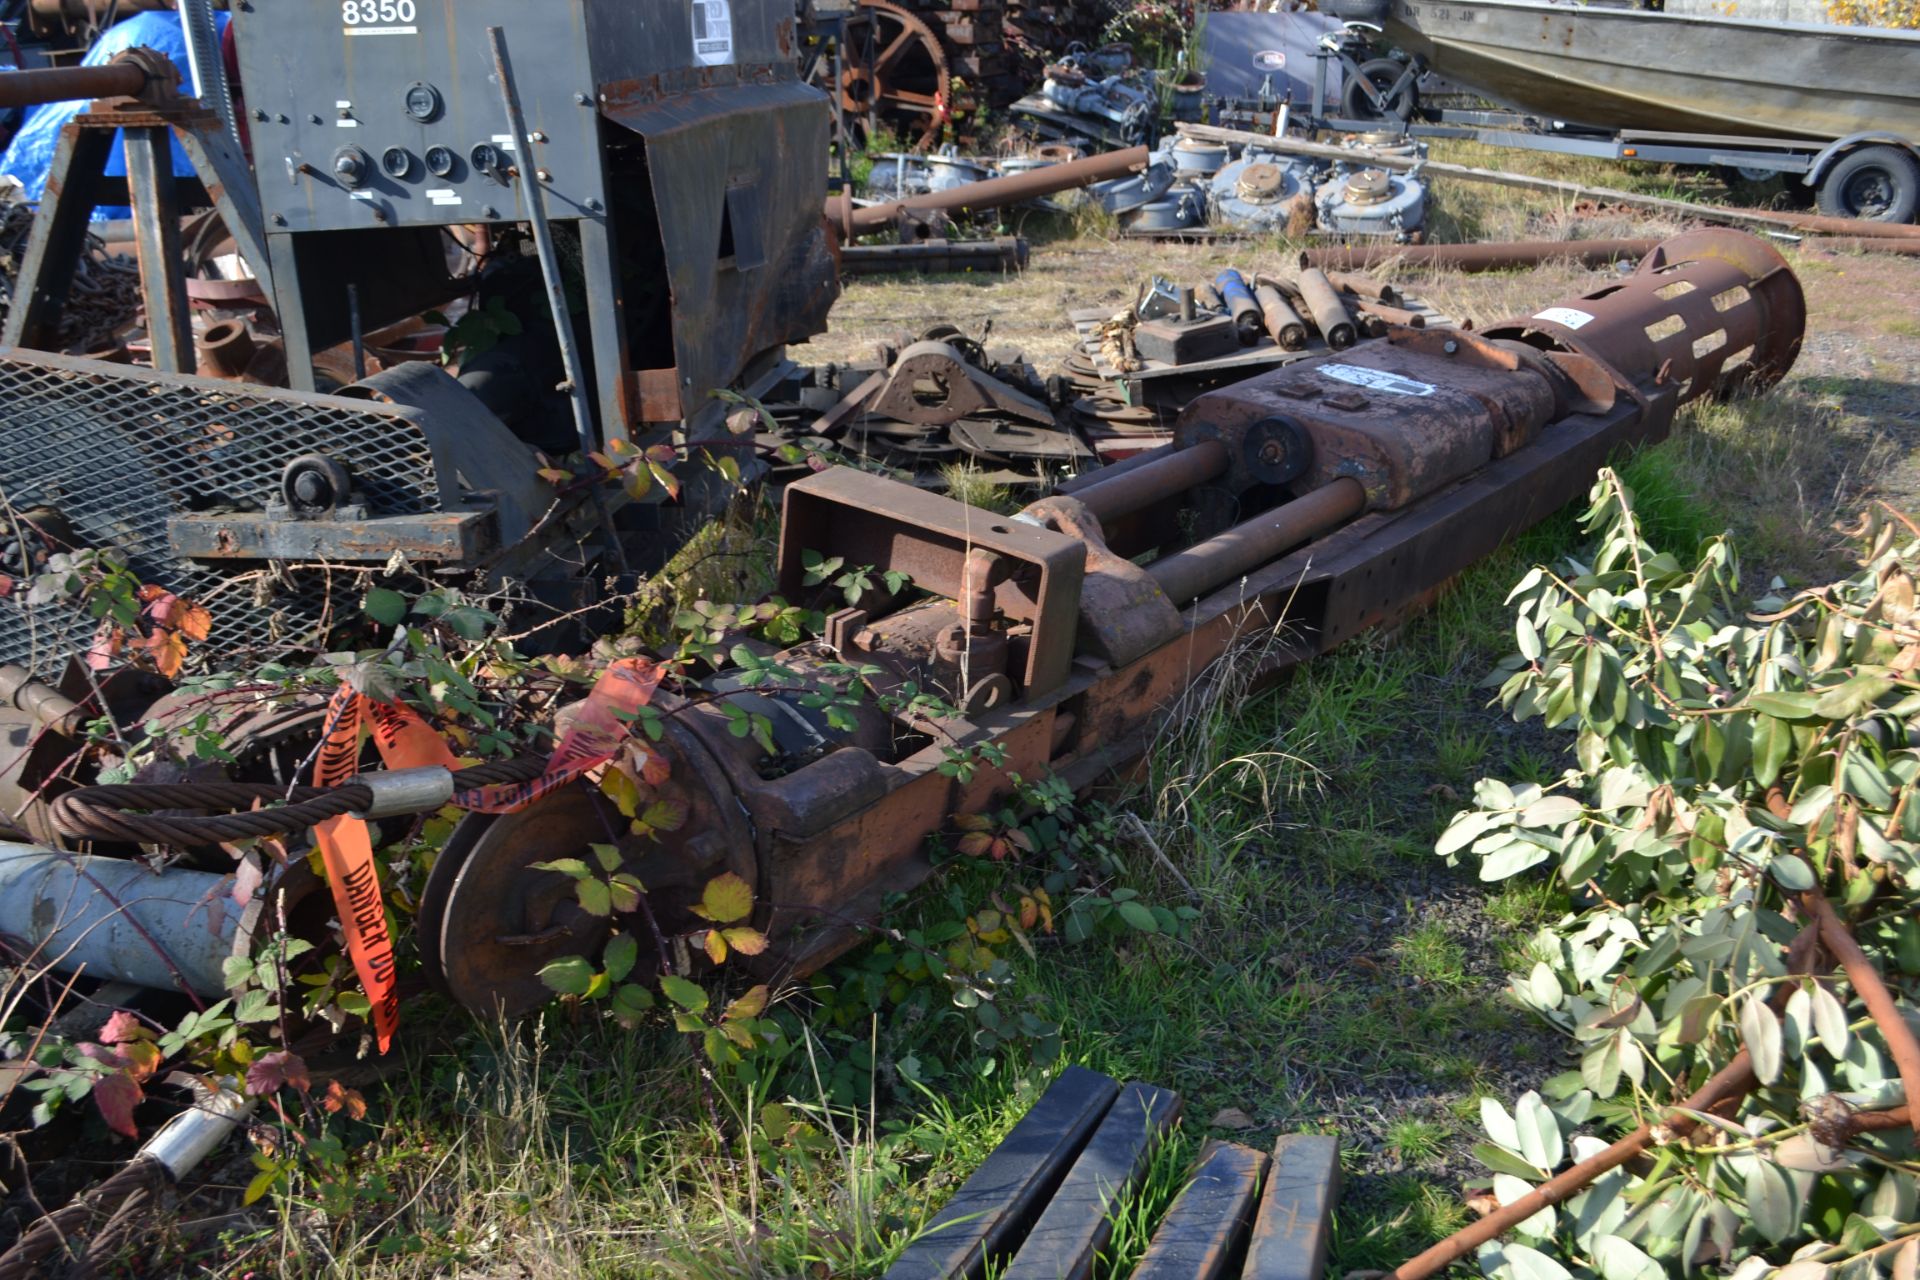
[1815,145,1920,223]
[1341,58,1416,122]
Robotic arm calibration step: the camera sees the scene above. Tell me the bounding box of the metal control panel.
[233,1,606,232]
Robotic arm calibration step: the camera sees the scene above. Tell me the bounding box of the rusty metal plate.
[776,469,1087,696]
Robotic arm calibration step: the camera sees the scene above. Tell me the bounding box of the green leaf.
[1519,795,1582,828]
[1743,1157,1797,1243]
[1500,1242,1572,1280]
[538,955,595,996]
[1479,839,1553,881]
[363,587,408,627]
[1749,691,1820,719]
[1740,996,1783,1084]
[659,974,708,1014]
[1807,982,1849,1059]
[1753,714,1794,788]
[1592,1234,1663,1280]
[1812,675,1892,721]
[1513,1091,1563,1171]
[603,933,639,984]
[575,877,612,916]
[531,858,592,880]
[1516,616,1542,661]
[1116,900,1159,933]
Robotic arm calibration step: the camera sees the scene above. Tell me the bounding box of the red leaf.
[85,622,123,671]
[322,1079,367,1120]
[92,1071,142,1138]
[99,1010,147,1045]
[635,745,671,787]
[144,628,188,678]
[231,854,265,909]
[136,583,170,604]
[245,1050,311,1096]
[174,599,212,642]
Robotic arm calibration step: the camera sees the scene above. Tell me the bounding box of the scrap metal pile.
[14,229,1807,1020]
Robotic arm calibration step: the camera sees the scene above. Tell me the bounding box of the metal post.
[485,27,629,574]
[485,27,594,458]
[348,283,366,381]
[123,126,194,374]
[177,0,240,150]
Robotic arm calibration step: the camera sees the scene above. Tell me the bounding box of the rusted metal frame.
[0,124,115,352]
[168,114,274,297]
[775,469,1088,697]
[122,124,194,374]
[166,510,495,562]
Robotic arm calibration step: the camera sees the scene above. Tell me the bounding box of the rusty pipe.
[0,58,151,110]
[1069,439,1230,526]
[0,665,82,738]
[835,146,1150,239]
[1147,477,1367,605]
[1302,239,1660,274]
[1297,269,1356,350]
[1254,283,1307,351]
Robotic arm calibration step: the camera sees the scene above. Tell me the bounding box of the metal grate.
[0,352,442,672]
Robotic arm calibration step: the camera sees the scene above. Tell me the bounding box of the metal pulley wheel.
[837,0,952,151]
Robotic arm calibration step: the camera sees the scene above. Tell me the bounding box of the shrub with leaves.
[1437,471,1919,1280]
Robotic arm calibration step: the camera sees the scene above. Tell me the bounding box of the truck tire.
[1341,58,1416,122]
[1815,145,1920,223]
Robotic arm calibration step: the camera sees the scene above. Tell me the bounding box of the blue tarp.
[0,11,230,219]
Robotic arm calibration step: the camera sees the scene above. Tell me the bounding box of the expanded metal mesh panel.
[0,353,442,671]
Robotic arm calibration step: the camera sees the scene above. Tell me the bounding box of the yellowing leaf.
[721,927,768,956]
[725,984,769,1020]
[693,872,754,924]
[703,929,728,963]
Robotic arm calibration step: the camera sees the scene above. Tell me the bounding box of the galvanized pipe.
[1070,439,1229,525]
[1301,240,1659,274]
[0,843,265,996]
[0,60,149,110]
[0,664,82,737]
[1297,269,1356,350]
[1147,476,1367,605]
[837,146,1151,238]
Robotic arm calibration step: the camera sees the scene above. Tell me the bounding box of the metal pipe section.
[1070,439,1230,525]
[0,664,82,737]
[837,146,1150,238]
[1147,477,1367,605]
[1301,239,1659,274]
[1255,283,1307,350]
[1297,269,1356,350]
[838,237,1028,276]
[0,843,266,996]
[0,60,149,110]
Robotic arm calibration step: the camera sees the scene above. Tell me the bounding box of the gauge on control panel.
[380,147,414,180]
[403,81,443,123]
[424,145,458,179]
[469,142,504,179]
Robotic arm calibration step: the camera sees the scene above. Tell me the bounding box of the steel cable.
[49,756,546,846]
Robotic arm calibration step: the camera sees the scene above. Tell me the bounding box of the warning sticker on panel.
[1319,363,1435,397]
[1532,306,1595,329]
[692,0,734,66]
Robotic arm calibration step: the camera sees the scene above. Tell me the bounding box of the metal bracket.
[866,340,1054,427]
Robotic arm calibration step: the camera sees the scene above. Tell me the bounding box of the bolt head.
[270,213,286,226]
[252,108,268,122]
[1443,339,1459,354]
[575,92,591,105]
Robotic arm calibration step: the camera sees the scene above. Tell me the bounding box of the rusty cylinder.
[1147,477,1368,605]
[1215,270,1263,345]
[1297,269,1357,351]
[1254,283,1307,350]
[837,146,1150,238]
[1069,439,1230,525]
[0,59,149,110]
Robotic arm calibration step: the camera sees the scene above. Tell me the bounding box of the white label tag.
[692,0,734,66]
[1320,363,1435,397]
[1533,306,1595,329]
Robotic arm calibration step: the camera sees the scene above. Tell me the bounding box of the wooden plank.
[1131,1140,1269,1280]
[884,1066,1121,1280]
[1243,1134,1342,1280]
[1001,1082,1183,1280]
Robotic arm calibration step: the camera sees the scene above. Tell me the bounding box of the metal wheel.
[840,0,951,151]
